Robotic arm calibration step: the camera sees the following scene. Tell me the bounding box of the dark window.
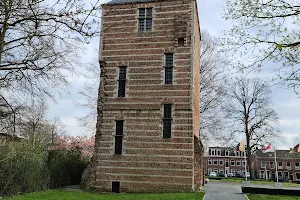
[163,104,172,138]
[225,160,229,167]
[213,159,218,165]
[112,181,120,193]
[208,159,212,165]
[118,67,126,97]
[115,121,124,155]
[230,160,235,166]
[138,8,152,32]
[164,53,173,84]
[178,37,185,46]
[287,162,291,167]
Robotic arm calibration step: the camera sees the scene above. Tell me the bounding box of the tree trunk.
[0,2,11,65]
[246,133,252,179]
[243,99,253,179]
[0,20,7,65]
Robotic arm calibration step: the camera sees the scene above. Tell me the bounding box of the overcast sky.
[47,0,300,150]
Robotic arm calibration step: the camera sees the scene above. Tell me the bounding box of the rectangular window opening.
[208,158,212,165]
[261,160,266,168]
[118,67,127,97]
[112,181,120,193]
[164,53,173,84]
[114,120,124,155]
[138,8,152,32]
[163,104,172,138]
[178,37,185,46]
[230,160,235,166]
[213,159,218,165]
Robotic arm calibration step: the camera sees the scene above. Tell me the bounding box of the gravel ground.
[204,182,247,200]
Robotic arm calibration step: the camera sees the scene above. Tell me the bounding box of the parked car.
[243,172,250,178]
[209,172,217,177]
[235,173,243,178]
[218,172,225,177]
[227,172,234,177]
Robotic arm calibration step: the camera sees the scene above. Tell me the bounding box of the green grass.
[212,178,300,187]
[247,194,300,200]
[4,190,205,200]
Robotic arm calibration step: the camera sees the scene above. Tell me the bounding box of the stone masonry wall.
[94,0,202,192]
[191,0,203,190]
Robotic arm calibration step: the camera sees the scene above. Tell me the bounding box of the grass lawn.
[213,178,300,187]
[247,194,300,200]
[4,190,205,200]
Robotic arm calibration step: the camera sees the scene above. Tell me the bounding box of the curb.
[203,194,206,200]
[243,193,250,200]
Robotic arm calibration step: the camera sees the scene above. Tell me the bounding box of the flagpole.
[274,148,278,183]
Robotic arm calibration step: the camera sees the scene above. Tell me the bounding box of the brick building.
[92,0,203,193]
[205,145,300,181]
[204,147,247,177]
[254,148,300,181]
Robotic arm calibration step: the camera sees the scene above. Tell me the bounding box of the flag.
[263,143,274,153]
[235,140,245,152]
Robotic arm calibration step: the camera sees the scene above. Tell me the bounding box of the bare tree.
[0,96,21,135]
[19,100,66,145]
[76,62,99,134]
[0,0,101,117]
[200,30,228,143]
[223,0,300,93]
[224,77,281,179]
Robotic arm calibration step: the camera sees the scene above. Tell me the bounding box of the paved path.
[204,182,247,200]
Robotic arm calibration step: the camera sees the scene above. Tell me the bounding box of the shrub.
[47,148,89,188]
[0,140,48,197]
[47,135,94,188]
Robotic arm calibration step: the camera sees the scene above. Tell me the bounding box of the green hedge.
[0,140,48,196]
[0,141,89,197]
[47,148,89,188]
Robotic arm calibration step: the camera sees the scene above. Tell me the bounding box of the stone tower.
[93,0,202,192]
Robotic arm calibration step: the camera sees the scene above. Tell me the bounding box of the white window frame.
[225,159,229,167]
[208,158,212,165]
[219,159,224,166]
[230,159,235,166]
[261,160,266,168]
[236,160,241,166]
[213,159,218,165]
[270,161,274,169]
[242,160,246,167]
